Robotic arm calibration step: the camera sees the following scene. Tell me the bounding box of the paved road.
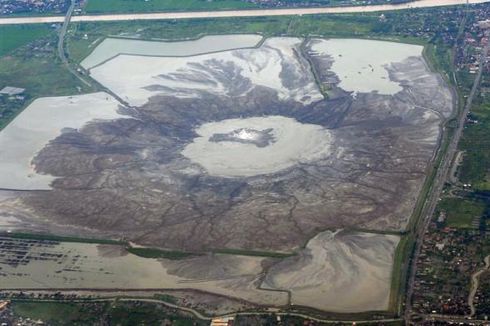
[405,43,489,324]
[56,0,92,88]
[57,0,74,65]
[0,0,489,25]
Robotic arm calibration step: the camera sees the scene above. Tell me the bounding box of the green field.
[12,301,203,325]
[459,101,490,190]
[0,25,52,57]
[438,197,486,229]
[0,55,81,96]
[0,51,93,129]
[12,302,92,325]
[84,0,256,13]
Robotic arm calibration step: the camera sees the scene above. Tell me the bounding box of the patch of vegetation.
[0,25,52,56]
[424,42,453,83]
[84,0,256,14]
[126,247,200,260]
[459,101,490,190]
[438,197,485,229]
[107,301,200,326]
[389,235,413,313]
[11,300,205,326]
[475,271,490,318]
[12,302,97,325]
[153,294,178,304]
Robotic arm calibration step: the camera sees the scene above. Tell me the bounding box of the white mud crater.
[181,116,332,178]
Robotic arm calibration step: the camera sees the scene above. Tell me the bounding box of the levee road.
[0,0,489,25]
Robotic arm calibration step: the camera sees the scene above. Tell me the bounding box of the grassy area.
[438,197,486,229]
[11,300,204,325]
[108,302,198,326]
[153,294,178,304]
[12,302,94,325]
[0,55,81,96]
[389,235,413,313]
[424,43,453,81]
[459,101,490,190]
[84,0,256,14]
[126,247,200,260]
[0,25,52,57]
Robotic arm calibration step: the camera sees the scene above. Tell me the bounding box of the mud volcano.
[0,35,454,254]
[182,116,332,177]
[0,36,454,312]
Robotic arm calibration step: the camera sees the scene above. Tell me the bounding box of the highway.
[0,0,489,25]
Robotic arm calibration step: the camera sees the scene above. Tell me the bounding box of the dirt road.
[0,0,488,25]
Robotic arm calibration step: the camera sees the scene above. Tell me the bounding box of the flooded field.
[81,34,263,70]
[0,232,397,312]
[0,236,287,306]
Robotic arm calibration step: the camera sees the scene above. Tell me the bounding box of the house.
[0,86,25,96]
[210,316,234,326]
